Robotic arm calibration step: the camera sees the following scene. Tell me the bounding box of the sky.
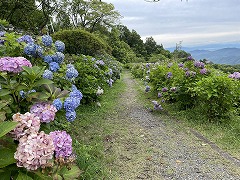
[104,0,240,48]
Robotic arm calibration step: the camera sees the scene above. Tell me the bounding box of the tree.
[55,0,121,33]
[0,0,58,33]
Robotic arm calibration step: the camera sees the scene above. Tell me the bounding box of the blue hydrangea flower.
[67,64,74,69]
[53,98,63,111]
[19,90,26,98]
[55,40,65,52]
[42,35,53,47]
[17,35,34,44]
[36,45,44,58]
[66,67,78,80]
[0,31,5,37]
[43,69,53,79]
[44,55,53,63]
[145,85,150,92]
[166,72,172,79]
[71,85,77,91]
[66,110,76,122]
[69,90,83,101]
[49,62,60,72]
[28,89,36,94]
[52,52,64,64]
[24,43,37,56]
[64,97,79,111]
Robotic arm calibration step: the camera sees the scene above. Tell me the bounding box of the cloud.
[105,0,240,47]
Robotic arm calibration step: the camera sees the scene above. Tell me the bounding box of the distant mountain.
[189,48,240,65]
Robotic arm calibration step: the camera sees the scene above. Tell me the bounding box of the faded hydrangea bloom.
[11,112,40,140]
[145,85,150,92]
[0,57,32,73]
[50,130,73,158]
[14,131,54,171]
[162,87,168,92]
[30,102,57,123]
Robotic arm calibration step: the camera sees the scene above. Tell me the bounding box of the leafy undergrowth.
[64,78,125,179]
[134,76,240,160]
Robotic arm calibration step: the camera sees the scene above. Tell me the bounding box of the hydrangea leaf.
[0,147,16,168]
[0,121,18,138]
[34,79,53,86]
[16,172,33,180]
[0,89,11,97]
[59,165,81,180]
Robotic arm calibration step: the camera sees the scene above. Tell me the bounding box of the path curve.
[104,71,240,180]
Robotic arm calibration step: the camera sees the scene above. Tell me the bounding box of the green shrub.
[193,75,240,120]
[52,29,111,56]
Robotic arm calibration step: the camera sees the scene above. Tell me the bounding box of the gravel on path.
[104,71,240,180]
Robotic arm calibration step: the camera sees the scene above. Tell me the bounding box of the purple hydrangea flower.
[185,71,191,77]
[30,102,57,123]
[42,35,52,46]
[166,72,172,79]
[157,92,162,98]
[50,130,72,158]
[200,68,207,74]
[55,40,65,52]
[52,98,63,111]
[162,87,168,92]
[17,35,34,44]
[146,63,150,69]
[65,110,77,122]
[145,85,150,92]
[0,57,32,73]
[178,63,184,68]
[228,72,240,79]
[49,62,60,72]
[194,61,205,68]
[96,60,105,65]
[43,69,53,79]
[108,78,114,87]
[187,56,194,60]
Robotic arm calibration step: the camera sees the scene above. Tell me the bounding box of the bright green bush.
[52,29,111,56]
[193,75,240,119]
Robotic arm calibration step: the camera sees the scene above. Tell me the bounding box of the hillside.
[190,48,240,65]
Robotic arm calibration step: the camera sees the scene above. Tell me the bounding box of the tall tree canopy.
[55,0,121,33]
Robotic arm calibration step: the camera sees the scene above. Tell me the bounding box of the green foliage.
[149,60,240,121]
[193,75,240,119]
[0,32,23,57]
[52,29,111,56]
[131,63,146,79]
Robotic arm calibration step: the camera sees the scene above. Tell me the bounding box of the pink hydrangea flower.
[10,112,40,140]
[30,102,57,123]
[0,57,32,73]
[50,130,72,158]
[14,131,55,171]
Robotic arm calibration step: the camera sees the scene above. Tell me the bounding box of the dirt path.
[104,71,240,180]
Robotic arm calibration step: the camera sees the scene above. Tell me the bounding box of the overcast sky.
[104,0,240,48]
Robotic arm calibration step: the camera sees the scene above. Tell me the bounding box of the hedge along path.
[104,70,240,180]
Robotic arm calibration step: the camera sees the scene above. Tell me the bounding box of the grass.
[133,76,240,160]
[66,77,126,180]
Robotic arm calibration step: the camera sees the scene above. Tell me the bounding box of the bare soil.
[104,71,240,180]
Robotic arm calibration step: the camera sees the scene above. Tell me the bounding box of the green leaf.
[0,170,11,180]
[56,90,69,99]
[21,66,33,75]
[59,165,81,180]
[0,111,6,121]
[16,172,33,180]
[0,121,18,138]
[0,148,16,168]
[0,89,11,96]
[34,79,53,86]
